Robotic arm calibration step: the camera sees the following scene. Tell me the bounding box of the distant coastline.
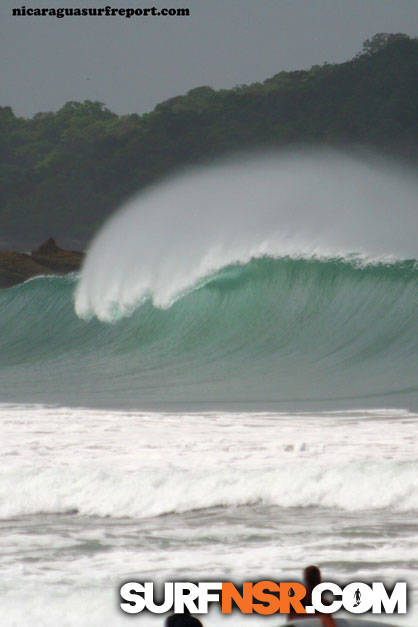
[0,238,83,288]
[1,33,417,251]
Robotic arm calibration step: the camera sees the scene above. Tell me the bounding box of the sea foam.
[1,405,417,519]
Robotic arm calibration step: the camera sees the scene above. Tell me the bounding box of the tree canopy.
[1,34,417,249]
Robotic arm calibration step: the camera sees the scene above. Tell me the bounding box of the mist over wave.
[0,151,416,408]
[75,150,418,321]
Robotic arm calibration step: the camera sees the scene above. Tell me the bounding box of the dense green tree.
[0,35,417,250]
[359,32,411,56]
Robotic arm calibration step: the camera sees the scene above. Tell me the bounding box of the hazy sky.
[1,0,417,118]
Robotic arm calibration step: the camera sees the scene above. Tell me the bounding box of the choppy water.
[1,405,417,626]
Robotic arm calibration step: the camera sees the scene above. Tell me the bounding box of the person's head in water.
[164,607,203,626]
[304,565,321,591]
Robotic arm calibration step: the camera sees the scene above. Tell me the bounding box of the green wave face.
[0,257,417,410]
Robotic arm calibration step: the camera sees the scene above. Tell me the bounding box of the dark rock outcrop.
[31,237,84,274]
[32,237,61,255]
[0,239,84,288]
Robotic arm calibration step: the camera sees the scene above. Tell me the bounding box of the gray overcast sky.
[1,0,417,118]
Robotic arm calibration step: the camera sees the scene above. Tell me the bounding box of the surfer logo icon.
[354,588,361,607]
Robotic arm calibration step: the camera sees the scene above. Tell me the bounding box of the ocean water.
[1,152,417,625]
[1,406,417,626]
[1,257,417,411]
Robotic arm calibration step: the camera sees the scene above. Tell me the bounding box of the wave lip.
[74,151,418,321]
[2,151,418,409]
[1,254,417,408]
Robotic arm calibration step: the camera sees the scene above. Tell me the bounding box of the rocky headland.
[0,238,84,288]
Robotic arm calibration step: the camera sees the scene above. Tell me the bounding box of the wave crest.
[74,151,418,321]
[1,256,417,408]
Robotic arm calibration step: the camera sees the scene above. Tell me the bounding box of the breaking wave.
[1,454,416,519]
[1,151,417,409]
[0,256,416,409]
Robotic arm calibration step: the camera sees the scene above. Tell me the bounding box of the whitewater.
[0,151,417,626]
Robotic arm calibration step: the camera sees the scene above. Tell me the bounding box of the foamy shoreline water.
[1,404,417,626]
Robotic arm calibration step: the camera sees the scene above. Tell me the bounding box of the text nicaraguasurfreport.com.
[12,6,191,18]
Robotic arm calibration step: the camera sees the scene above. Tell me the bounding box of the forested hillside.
[1,33,417,249]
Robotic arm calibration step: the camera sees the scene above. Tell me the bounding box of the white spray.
[75,150,418,321]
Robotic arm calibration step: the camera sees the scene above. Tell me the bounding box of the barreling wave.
[1,152,417,408]
[74,151,418,320]
[0,255,417,409]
